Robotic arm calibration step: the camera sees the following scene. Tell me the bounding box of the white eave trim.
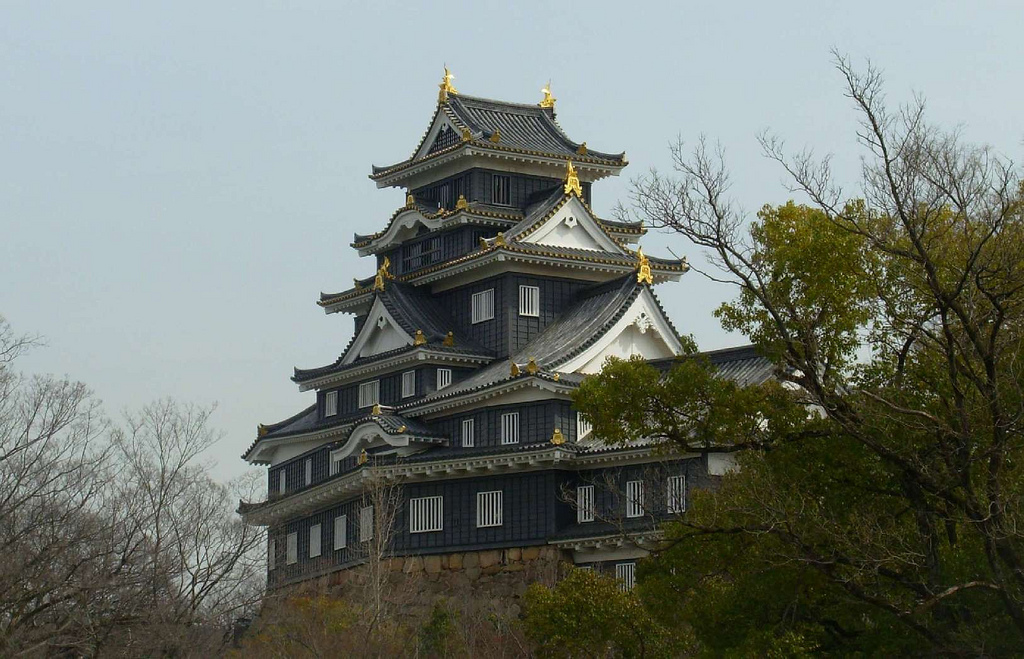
[298,349,493,392]
[398,375,576,416]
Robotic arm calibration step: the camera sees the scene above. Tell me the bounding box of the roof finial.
[636,246,653,285]
[539,81,556,109]
[563,160,583,197]
[438,65,458,103]
[373,256,393,292]
[550,428,566,445]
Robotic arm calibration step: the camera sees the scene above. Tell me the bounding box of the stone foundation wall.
[284,546,570,620]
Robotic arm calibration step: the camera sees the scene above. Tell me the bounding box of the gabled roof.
[649,345,776,387]
[351,202,522,253]
[370,94,626,185]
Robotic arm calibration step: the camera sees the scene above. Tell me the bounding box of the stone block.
[479,550,501,568]
[424,555,442,574]
[522,547,540,561]
[449,553,463,570]
[465,567,482,581]
[463,552,479,568]
[506,547,521,561]
[482,564,501,576]
[403,556,423,573]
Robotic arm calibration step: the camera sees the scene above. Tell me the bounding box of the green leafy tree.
[568,54,1024,655]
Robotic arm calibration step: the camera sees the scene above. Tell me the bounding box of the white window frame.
[334,515,347,550]
[476,490,503,528]
[401,370,416,398]
[615,562,636,591]
[626,480,644,518]
[360,505,374,542]
[471,289,494,324]
[286,532,297,565]
[500,412,519,445]
[436,367,452,390]
[324,390,338,416]
[409,496,444,533]
[309,523,322,558]
[278,470,286,495]
[667,475,686,514]
[577,411,592,440]
[304,458,312,486]
[358,380,379,408]
[518,285,540,317]
[461,418,475,447]
[268,538,276,571]
[577,485,595,523]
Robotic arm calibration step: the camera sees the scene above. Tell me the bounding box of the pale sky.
[2,1,1021,483]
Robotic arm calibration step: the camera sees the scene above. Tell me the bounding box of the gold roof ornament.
[525,358,539,375]
[443,331,455,347]
[353,278,363,291]
[358,449,368,465]
[552,372,560,382]
[257,424,269,438]
[371,403,381,415]
[479,236,489,250]
[489,128,501,143]
[397,424,407,433]
[438,65,457,103]
[461,127,472,142]
[406,192,416,208]
[539,81,556,109]
[510,361,521,377]
[563,160,583,197]
[373,256,393,292]
[414,329,427,346]
[576,142,588,156]
[493,232,507,247]
[636,246,653,285]
[455,194,469,211]
[550,428,566,445]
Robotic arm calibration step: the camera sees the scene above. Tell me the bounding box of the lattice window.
[471,289,494,323]
[358,380,379,408]
[325,390,338,416]
[309,524,321,558]
[577,485,595,523]
[436,368,452,390]
[476,491,503,527]
[461,418,475,447]
[409,496,444,533]
[402,370,416,398]
[278,470,286,495]
[286,533,297,565]
[304,458,312,486]
[334,515,347,550]
[492,174,511,206]
[360,506,374,542]
[519,285,540,317]
[667,475,686,514]
[501,412,519,445]
[577,411,592,440]
[626,480,644,518]
[615,562,636,591]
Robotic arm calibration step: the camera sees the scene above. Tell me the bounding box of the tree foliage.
[562,54,1024,656]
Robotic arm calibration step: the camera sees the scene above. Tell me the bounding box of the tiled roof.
[351,202,522,250]
[649,344,775,387]
[292,343,493,384]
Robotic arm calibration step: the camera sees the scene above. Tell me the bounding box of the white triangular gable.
[413,112,463,161]
[560,289,683,374]
[342,297,413,364]
[359,207,438,255]
[520,195,625,253]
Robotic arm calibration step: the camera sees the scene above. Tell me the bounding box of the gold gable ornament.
[563,160,583,197]
[371,403,382,416]
[493,232,506,247]
[358,449,368,465]
[414,329,427,346]
[525,358,539,375]
[576,142,588,156]
[373,256,393,292]
[406,192,416,208]
[257,424,269,438]
[550,428,566,445]
[552,372,560,382]
[443,331,455,347]
[438,65,457,103]
[489,128,502,143]
[539,81,556,109]
[510,362,521,377]
[455,194,468,211]
[636,246,653,285]
[397,425,407,433]
[461,127,472,142]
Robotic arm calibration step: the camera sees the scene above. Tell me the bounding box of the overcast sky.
[2,1,1021,484]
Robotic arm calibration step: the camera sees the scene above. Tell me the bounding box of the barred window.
[492,174,511,206]
[518,285,540,317]
[667,475,686,514]
[286,533,297,565]
[278,470,286,495]
[626,480,644,518]
[461,418,475,447]
[577,411,592,440]
[334,515,347,550]
[476,491,503,528]
[409,496,444,533]
[268,538,276,571]
[615,562,636,591]
[501,412,519,445]
[402,370,416,398]
[309,524,321,558]
[358,380,379,408]
[471,289,494,323]
[325,390,338,416]
[436,367,452,390]
[304,458,312,486]
[360,506,374,542]
[577,485,595,523]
